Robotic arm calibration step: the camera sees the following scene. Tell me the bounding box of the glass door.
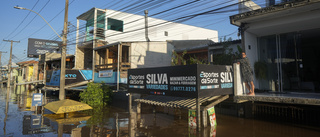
[258,33,302,92]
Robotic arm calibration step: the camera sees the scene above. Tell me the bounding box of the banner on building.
[28,38,61,58]
[128,64,233,98]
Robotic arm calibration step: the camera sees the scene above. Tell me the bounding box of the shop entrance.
[258,28,320,92]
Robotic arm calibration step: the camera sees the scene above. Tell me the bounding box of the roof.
[77,8,106,20]
[1,62,19,69]
[208,39,241,47]
[135,95,229,110]
[168,40,214,50]
[16,60,38,65]
[230,0,320,26]
[41,53,74,62]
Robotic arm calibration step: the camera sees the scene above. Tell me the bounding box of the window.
[107,18,123,32]
[164,31,168,36]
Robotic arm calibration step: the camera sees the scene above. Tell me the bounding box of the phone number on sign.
[170,86,196,92]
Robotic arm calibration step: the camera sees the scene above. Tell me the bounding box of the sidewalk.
[234,91,320,106]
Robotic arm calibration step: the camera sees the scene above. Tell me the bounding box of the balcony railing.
[95,62,130,72]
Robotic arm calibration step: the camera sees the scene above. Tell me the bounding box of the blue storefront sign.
[46,69,92,86]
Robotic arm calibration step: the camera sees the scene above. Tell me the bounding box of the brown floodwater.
[1,87,320,137]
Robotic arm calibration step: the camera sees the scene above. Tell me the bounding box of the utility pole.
[14,1,68,100]
[0,52,1,82]
[3,40,19,88]
[59,0,69,100]
[0,51,8,88]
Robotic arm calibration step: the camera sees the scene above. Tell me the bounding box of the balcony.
[95,62,130,72]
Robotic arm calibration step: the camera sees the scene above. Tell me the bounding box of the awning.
[135,95,229,110]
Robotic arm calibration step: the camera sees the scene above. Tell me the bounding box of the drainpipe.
[239,23,246,53]
[144,10,150,42]
[117,43,120,91]
[92,9,98,82]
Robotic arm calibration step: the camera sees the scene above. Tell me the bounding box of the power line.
[19,0,263,60]
[9,0,52,40]
[19,0,77,41]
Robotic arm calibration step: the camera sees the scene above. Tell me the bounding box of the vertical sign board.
[128,64,233,98]
[198,65,233,98]
[207,106,217,127]
[188,109,197,137]
[32,93,43,106]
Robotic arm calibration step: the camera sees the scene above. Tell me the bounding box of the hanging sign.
[32,93,43,106]
[99,70,113,77]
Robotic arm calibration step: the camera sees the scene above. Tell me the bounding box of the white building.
[74,8,218,70]
[74,8,218,86]
[230,0,320,92]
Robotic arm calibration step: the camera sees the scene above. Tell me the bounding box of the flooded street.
[1,87,320,137]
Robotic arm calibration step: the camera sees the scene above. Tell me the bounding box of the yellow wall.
[28,66,33,81]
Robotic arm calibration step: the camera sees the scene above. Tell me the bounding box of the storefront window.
[258,29,320,92]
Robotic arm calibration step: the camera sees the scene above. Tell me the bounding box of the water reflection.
[22,115,54,135]
[1,86,320,136]
[3,88,10,135]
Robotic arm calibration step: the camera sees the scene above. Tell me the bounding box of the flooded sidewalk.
[1,87,320,137]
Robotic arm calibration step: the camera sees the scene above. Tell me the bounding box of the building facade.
[74,8,219,70]
[73,8,219,89]
[230,0,320,92]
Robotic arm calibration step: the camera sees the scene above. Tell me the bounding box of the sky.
[0,0,260,66]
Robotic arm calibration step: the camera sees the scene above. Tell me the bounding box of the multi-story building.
[74,8,219,88]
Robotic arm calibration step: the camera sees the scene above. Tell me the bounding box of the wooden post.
[196,98,201,131]
[3,40,19,88]
[137,102,141,114]
[129,110,136,137]
[129,93,132,115]
[136,100,141,125]
[58,123,63,137]
[202,108,208,128]
[13,76,17,89]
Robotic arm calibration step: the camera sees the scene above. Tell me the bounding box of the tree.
[171,50,207,66]
[211,37,242,65]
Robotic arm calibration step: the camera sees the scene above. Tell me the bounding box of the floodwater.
[1,87,320,137]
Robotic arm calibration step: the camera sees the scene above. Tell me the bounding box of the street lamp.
[14,0,69,100]
[14,6,62,40]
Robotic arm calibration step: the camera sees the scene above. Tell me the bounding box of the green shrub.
[80,82,113,107]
